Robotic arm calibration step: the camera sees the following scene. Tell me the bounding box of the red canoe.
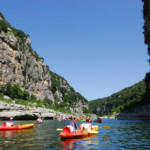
[60,125,98,139]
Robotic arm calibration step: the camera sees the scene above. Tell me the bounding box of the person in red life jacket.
[2,117,16,127]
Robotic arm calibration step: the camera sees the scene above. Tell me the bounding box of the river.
[0,119,150,150]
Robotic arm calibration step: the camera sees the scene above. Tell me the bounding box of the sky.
[0,0,149,100]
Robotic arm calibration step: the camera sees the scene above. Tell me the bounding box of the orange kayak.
[18,124,34,129]
[0,124,34,130]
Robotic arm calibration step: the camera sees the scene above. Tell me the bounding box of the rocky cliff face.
[94,105,111,116]
[143,0,150,100]
[0,12,88,113]
[0,30,53,101]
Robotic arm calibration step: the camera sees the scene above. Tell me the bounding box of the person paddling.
[80,118,92,132]
[37,117,43,123]
[69,116,78,130]
[7,117,15,126]
[73,117,78,130]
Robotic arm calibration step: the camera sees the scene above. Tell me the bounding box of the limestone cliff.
[0,12,88,113]
[142,0,150,100]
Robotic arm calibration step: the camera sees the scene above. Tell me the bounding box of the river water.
[0,119,150,150]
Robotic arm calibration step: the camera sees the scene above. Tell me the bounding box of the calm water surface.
[0,119,150,150]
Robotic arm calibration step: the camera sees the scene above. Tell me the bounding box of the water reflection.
[60,135,99,150]
[0,128,34,147]
[0,128,34,138]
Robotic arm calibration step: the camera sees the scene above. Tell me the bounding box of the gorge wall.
[143,0,150,100]
[89,1,150,120]
[115,0,150,120]
[0,12,88,114]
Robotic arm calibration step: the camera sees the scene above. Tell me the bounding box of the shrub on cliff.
[30,94,37,101]
[23,90,30,100]
[0,83,35,101]
[10,84,24,99]
[0,20,8,32]
[0,12,5,20]
[44,97,53,106]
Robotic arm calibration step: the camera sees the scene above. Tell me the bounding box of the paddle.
[56,128,63,131]
[87,130,99,134]
[100,126,110,129]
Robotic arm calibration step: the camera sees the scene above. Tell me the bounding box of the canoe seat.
[3,122,6,127]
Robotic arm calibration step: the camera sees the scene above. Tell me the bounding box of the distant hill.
[89,80,147,115]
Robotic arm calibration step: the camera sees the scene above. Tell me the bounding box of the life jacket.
[37,119,42,123]
[6,122,12,126]
[80,123,91,130]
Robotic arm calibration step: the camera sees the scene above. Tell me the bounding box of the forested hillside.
[89,80,146,115]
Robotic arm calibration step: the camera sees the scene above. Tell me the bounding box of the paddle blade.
[56,128,63,131]
[100,126,110,129]
[88,130,99,134]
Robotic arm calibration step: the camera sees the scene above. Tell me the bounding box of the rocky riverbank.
[100,104,150,120]
[0,101,56,120]
[0,100,96,120]
[100,116,116,119]
[115,104,150,120]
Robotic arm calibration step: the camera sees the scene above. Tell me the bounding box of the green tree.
[23,90,30,100]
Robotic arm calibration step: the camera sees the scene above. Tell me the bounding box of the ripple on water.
[0,119,150,150]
